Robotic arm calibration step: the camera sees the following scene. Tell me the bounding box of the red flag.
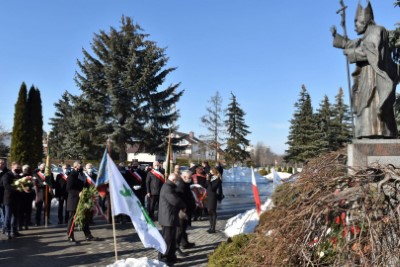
[251,167,261,215]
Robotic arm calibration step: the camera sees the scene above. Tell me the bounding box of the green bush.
[277,166,282,172]
[208,234,252,267]
[258,167,267,176]
[287,166,293,174]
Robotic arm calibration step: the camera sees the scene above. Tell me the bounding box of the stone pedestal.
[347,139,400,171]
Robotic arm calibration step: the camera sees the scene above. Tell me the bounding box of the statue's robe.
[334,24,398,138]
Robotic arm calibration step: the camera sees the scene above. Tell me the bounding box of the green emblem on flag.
[120,184,133,197]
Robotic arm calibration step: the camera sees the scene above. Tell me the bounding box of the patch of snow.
[106,257,168,267]
[264,171,292,181]
[224,198,274,237]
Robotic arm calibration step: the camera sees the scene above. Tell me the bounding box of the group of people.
[0,157,224,265]
[0,159,55,239]
[156,160,224,265]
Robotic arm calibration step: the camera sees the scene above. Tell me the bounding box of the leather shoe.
[68,237,78,244]
[86,235,100,241]
[181,242,195,249]
[207,229,216,234]
[176,247,188,256]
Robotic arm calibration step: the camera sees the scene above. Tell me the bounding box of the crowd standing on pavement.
[0,157,224,266]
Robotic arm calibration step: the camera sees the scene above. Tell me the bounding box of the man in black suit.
[66,161,98,243]
[175,170,196,254]
[55,164,70,224]
[146,161,165,220]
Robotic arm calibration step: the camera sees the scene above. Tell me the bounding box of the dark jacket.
[146,169,165,196]
[66,169,87,211]
[0,167,10,204]
[2,170,17,205]
[127,168,146,201]
[206,176,221,211]
[158,179,186,227]
[55,172,68,198]
[176,178,196,215]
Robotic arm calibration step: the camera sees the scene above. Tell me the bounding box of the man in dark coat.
[175,170,196,254]
[158,173,186,265]
[66,161,98,243]
[146,161,165,220]
[2,162,22,238]
[55,164,70,224]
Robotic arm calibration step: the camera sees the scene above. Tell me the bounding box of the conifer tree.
[74,16,182,160]
[10,83,30,164]
[49,91,83,159]
[315,95,332,151]
[201,91,224,161]
[224,92,251,165]
[330,87,352,149]
[27,86,44,167]
[285,85,326,163]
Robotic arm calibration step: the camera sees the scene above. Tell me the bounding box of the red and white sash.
[36,171,46,181]
[150,169,165,183]
[84,172,95,186]
[128,170,142,183]
[59,173,68,181]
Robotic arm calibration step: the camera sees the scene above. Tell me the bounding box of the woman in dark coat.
[205,167,222,233]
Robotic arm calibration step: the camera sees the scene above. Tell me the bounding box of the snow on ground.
[264,171,292,181]
[106,257,168,267]
[224,198,274,237]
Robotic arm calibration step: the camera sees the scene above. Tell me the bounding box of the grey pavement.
[0,214,228,267]
[0,183,272,267]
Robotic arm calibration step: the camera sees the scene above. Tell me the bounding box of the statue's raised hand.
[330,26,337,37]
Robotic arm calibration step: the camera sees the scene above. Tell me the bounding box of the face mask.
[87,168,93,174]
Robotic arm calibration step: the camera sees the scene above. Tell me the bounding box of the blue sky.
[0,1,399,154]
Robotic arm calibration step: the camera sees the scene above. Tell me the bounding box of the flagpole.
[45,133,50,228]
[107,138,119,262]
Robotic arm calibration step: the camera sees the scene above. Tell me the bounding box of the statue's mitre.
[356,1,374,23]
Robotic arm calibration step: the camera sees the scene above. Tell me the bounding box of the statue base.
[347,139,400,172]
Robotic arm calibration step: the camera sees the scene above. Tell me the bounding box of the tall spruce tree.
[285,85,326,163]
[49,91,85,160]
[10,83,30,164]
[201,91,224,161]
[74,16,182,160]
[330,87,352,149]
[315,95,332,152]
[224,92,251,165]
[27,86,44,167]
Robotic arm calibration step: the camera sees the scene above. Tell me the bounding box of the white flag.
[272,168,282,189]
[107,154,167,254]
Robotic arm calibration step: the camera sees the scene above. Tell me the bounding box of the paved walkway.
[0,212,230,267]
